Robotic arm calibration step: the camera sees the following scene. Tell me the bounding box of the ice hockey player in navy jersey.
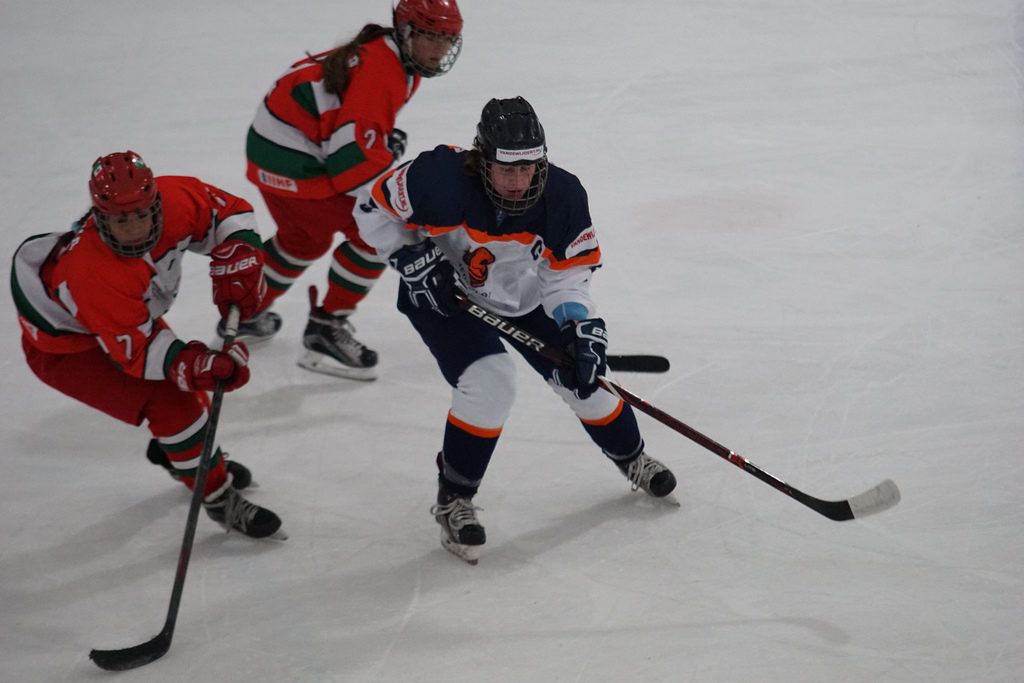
[354,96,676,563]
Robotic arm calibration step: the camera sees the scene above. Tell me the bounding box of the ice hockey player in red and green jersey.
[237,0,464,382]
[11,151,285,540]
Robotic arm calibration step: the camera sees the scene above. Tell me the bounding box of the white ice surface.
[1,1,1022,681]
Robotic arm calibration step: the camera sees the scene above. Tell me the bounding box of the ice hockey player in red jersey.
[354,97,677,563]
[238,0,464,381]
[12,151,285,540]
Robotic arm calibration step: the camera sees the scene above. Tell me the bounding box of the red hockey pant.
[259,190,386,314]
[22,337,228,495]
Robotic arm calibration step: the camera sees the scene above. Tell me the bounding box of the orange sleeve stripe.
[579,399,624,426]
[370,173,403,218]
[426,222,600,270]
[423,223,467,237]
[545,247,602,271]
[461,225,537,246]
[447,411,503,438]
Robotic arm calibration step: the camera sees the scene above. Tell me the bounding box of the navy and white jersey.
[355,144,602,319]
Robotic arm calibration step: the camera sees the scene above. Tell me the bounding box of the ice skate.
[615,452,679,505]
[431,485,485,565]
[203,475,286,540]
[297,287,378,381]
[147,440,256,489]
[216,309,282,344]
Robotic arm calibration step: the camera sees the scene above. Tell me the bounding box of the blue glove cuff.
[553,302,589,327]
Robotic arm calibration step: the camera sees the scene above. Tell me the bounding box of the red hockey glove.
[210,240,266,321]
[169,340,251,392]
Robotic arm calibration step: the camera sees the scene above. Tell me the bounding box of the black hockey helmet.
[473,96,548,215]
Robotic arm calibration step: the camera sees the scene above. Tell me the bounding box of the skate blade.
[234,332,278,345]
[654,492,681,507]
[210,332,277,351]
[297,350,378,381]
[629,486,681,507]
[440,533,479,565]
[214,525,288,541]
[245,527,289,541]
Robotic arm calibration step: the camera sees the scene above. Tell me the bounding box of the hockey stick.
[455,293,901,521]
[607,354,670,373]
[89,306,241,671]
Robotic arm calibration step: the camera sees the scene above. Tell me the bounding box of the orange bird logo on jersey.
[463,247,495,288]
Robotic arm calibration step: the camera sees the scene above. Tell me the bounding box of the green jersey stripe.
[324,141,367,177]
[291,82,319,119]
[11,267,62,337]
[11,235,80,337]
[247,128,326,180]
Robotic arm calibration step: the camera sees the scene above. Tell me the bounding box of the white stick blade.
[848,479,901,518]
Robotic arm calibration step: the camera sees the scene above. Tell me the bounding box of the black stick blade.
[607,355,670,373]
[89,633,170,671]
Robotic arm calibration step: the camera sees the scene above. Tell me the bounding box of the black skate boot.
[614,451,678,499]
[216,309,282,344]
[297,286,378,381]
[203,476,286,540]
[431,482,486,565]
[225,459,253,490]
[146,440,254,490]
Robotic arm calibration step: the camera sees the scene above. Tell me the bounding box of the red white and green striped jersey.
[11,176,261,380]
[246,34,419,199]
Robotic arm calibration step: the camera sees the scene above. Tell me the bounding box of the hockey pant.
[398,290,643,496]
[21,337,230,496]
[259,190,386,314]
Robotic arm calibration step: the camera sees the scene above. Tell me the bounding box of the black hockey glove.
[386,128,408,161]
[553,318,608,400]
[389,240,459,316]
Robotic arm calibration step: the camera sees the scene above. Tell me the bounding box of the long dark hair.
[319,24,393,96]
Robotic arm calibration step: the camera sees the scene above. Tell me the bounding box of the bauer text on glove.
[389,241,459,316]
[210,240,267,321]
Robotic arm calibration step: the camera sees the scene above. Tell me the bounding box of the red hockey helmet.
[88,151,163,257]
[393,0,463,77]
[394,0,463,35]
